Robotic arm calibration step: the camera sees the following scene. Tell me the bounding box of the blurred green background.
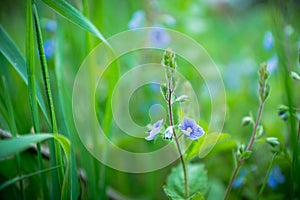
[0,0,300,199]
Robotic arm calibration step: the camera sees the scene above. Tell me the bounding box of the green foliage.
[184,133,230,161]
[163,164,207,200]
[42,0,108,45]
[0,133,70,159]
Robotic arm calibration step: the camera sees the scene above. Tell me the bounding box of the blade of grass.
[0,133,70,159]
[54,16,79,199]
[41,0,109,46]
[32,3,64,190]
[26,0,48,198]
[1,75,24,199]
[271,1,300,196]
[0,165,62,191]
[258,152,277,198]
[0,25,50,127]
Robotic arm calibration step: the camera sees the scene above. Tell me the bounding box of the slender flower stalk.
[167,78,189,198]
[224,63,270,200]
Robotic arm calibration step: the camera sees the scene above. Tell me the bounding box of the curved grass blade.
[0,133,70,160]
[41,0,109,46]
[0,25,50,126]
[0,165,62,191]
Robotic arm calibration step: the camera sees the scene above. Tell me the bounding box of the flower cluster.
[145,117,205,141]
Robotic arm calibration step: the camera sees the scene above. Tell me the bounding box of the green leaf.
[240,150,252,160]
[0,165,61,191]
[163,164,207,200]
[0,25,50,126]
[0,133,70,160]
[41,0,109,45]
[191,192,205,200]
[184,132,230,161]
[255,125,264,138]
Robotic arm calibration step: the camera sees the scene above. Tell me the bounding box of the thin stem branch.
[167,80,189,198]
[224,102,264,200]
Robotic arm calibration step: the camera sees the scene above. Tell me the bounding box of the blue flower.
[45,20,57,32]
[44,39,55,60]
[164,126,173,140]
[232,169,246,189]
[178,117,205,140]
[145,119,163,141]
[263,31,274,51]
[266,54,278,73]
[149,26,171,48]
[268,166,285,189]
[128,10,145,29]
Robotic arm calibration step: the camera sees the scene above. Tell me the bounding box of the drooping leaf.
[163,163,207,200]
[0,133,70,160]
[41,0,109,45]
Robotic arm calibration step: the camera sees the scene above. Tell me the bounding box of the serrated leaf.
[184,132,230,161]
[163,164,207,200]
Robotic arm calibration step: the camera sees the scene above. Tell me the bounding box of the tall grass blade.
[32,3,64,189]
[0,25,50,126]
[26,0,48,198]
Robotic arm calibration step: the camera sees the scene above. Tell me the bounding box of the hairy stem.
[224,102,264,200]
[167,80,189,198]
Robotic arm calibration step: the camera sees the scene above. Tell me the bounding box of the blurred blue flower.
[149,26,171,48]
[145,119,163,140]
[45,20,57,32]
[44,39,55,60]
[128,10,145,29]
[263,31,274,51]
[266,54,278,73]
[164,126,173,140]
[268,166,285,189]
[232,169,246,189]
[178,117,205,140]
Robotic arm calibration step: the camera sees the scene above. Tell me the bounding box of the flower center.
[186,127,192,135]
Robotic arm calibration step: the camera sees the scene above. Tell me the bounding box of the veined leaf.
[163,163,207,200]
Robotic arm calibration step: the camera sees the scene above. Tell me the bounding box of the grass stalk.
[32,2,64,194]
[26,0,48,198]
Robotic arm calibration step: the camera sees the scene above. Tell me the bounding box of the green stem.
[258,152,277,198]
[167,80,189,198]
[26,0,48,198]
[32,3,64,189]
[224,102,264,200]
